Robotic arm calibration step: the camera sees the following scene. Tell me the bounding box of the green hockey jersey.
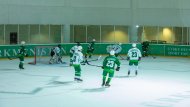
[103,55,120,70]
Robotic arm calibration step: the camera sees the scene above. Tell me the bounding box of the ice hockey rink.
[0,55,190,107]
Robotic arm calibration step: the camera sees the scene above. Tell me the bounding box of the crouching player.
[49,44,62,64]
[101,50,120,87]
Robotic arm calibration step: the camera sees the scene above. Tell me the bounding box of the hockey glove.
[138,57,141,61]
[81,61,86,65]
[101,66,104,69]
[25,54,29,57]
[127,57,130,61]
[116,67,120,71]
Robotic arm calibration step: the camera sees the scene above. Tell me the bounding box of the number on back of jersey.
[128,48,142,60]
[106,60,114,68]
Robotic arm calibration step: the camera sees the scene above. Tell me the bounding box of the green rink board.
[165,45,190,56]
[149,44,190,56]
[0,43,140,58]
[0,43,189,58]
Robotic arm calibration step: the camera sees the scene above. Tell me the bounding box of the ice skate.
[128,71,130,76]
[74,77,83,82]
[19,67,24,69]
[135,70,138,75]
[105,83,111,87]
[101,82,105,87]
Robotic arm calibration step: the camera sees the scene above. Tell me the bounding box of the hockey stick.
[151,55,156,59]
[86,60,120,72]
[7,56,18,60]
[149,48,156,59]
[61,64,71,67]
[85,60,102,67]
[118,55,126,60]
[85,55,102,62]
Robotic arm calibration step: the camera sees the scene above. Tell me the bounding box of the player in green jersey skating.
[85,39,95,59]
[18,41,27,69]
[101,50,120,87]
[127,43,142,76]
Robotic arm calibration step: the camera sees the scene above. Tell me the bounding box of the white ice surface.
[0,56,190,107]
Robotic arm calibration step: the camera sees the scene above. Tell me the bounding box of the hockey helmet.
[110,50,115,56]
[78,46,83,51]
[58,44,61,48]
[76,42,81,46]
[92,39,96,42]
[132,43,136,48]
[21,41,25,45]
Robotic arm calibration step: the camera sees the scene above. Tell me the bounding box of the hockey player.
[85,39,95,59]
[112,43,122,57]
[142,41,149,57]
[69,42,82,65]
[106,43,122,57]
[127,43,142,76]
[101,50,120,87]
[71,46,84,82]
[49,44,62,64]
[18,41,27,69]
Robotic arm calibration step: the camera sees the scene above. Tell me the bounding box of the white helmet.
[21,41,25,45]
[92,39,96,42]
[78,46,83,51]
[132,43,136,48]
[110,50,115,56]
